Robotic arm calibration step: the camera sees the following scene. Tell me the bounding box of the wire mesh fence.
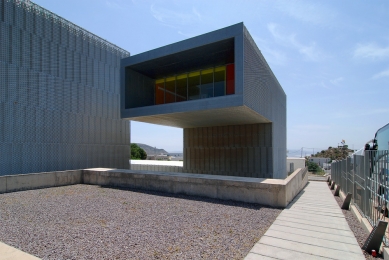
[332,150,389,244]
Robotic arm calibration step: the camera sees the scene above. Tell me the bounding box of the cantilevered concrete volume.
[121,23,287,179]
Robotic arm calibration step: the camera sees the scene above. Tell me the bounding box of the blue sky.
[33,0,389,154]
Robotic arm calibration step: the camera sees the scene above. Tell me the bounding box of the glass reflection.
[154,64,234,105]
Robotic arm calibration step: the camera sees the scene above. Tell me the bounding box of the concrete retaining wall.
[0,168,307,208]
[83,167,308,207]
[0,170,82,193]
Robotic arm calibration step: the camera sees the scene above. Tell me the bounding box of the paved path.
[245,181,365,260]
[308,175,327,182]
[0,242,40,260]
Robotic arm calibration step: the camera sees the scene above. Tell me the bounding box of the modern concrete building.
[0,0,130,176]
[121,23,287,179]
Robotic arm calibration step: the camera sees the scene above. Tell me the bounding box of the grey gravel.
[331,188,384,259]
[0,184,281,259]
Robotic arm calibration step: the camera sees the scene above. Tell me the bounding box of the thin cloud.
[354,43,389,60]
[274,1,337,27]
[192,8,202,22]
[267,23,324,62]
[330,77,344,85]
[253,36,287,66]
[264,48,287,66]
[105,0,127,10]
[178,31,197,38]
[150,4,202,28]
[372,69,389,80]
[320,81,330,89]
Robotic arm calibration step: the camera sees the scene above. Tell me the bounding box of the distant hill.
[136,143,168,156]
[311,146,354,161]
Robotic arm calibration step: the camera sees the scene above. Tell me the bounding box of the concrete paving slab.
[287,204,343,212]
[288,201,340,207]
[309,176,327,182]
[291,196,338,202]
[0,242,40,260]
[277,210,348,223]
[289,203,340,209]
[271,220,356,237]
[284,204,344,214]
[283,208,344,217]
[264,229,362,251]
[246,242,331,260]
[289,198,339,205]
[292,197,338,202]
[290,197,338,203]
[245,181,365,259]
[290,197,337,202]
[268,224,359,245]
[276,216,351,230]
[244,251,278,260]
[280,212,345,222]
[259,236,365,260]
[293,190,331,195]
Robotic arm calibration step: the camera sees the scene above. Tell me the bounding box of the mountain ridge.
[136,143,168,156]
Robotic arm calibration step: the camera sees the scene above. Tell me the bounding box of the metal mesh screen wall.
[0,0,131,175]
[183,123,273,178]
[243,26,287,179]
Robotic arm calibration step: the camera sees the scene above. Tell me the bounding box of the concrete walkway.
[0,242,40,260]
[308,175,327,182]
[245,181,365,259]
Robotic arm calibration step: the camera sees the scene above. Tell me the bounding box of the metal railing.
[332,150,389,243]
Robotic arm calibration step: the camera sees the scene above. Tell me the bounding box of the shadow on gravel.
[98,184,282,210]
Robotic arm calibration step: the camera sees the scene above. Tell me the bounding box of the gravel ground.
[0,184,281,259]
[330,186,384,259]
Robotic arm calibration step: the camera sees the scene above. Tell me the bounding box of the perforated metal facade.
[0,0,130,176]
[243,26,287,179]
[183,123,274,178]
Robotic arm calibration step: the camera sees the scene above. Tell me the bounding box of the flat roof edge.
[121,22,243,67]
[121,94,243,119]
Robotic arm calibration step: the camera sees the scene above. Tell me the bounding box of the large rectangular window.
[188,71,200,100]
[155,79,164,105]
[165,76,175,104]
[214,66,226,97]
[200,68,213,99]
[176,74,187,102]
[154,63,234,105]
[226,63,235,95]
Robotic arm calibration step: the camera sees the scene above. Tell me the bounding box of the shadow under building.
[121,23,287,179]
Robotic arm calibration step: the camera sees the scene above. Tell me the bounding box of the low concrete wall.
[83,167,308,208]
[131,164,183,172]
[132,159,305,177]
[0,168,307,208]
[285,167,308,205]
[287,157,306,173]
[0,170,82,194]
